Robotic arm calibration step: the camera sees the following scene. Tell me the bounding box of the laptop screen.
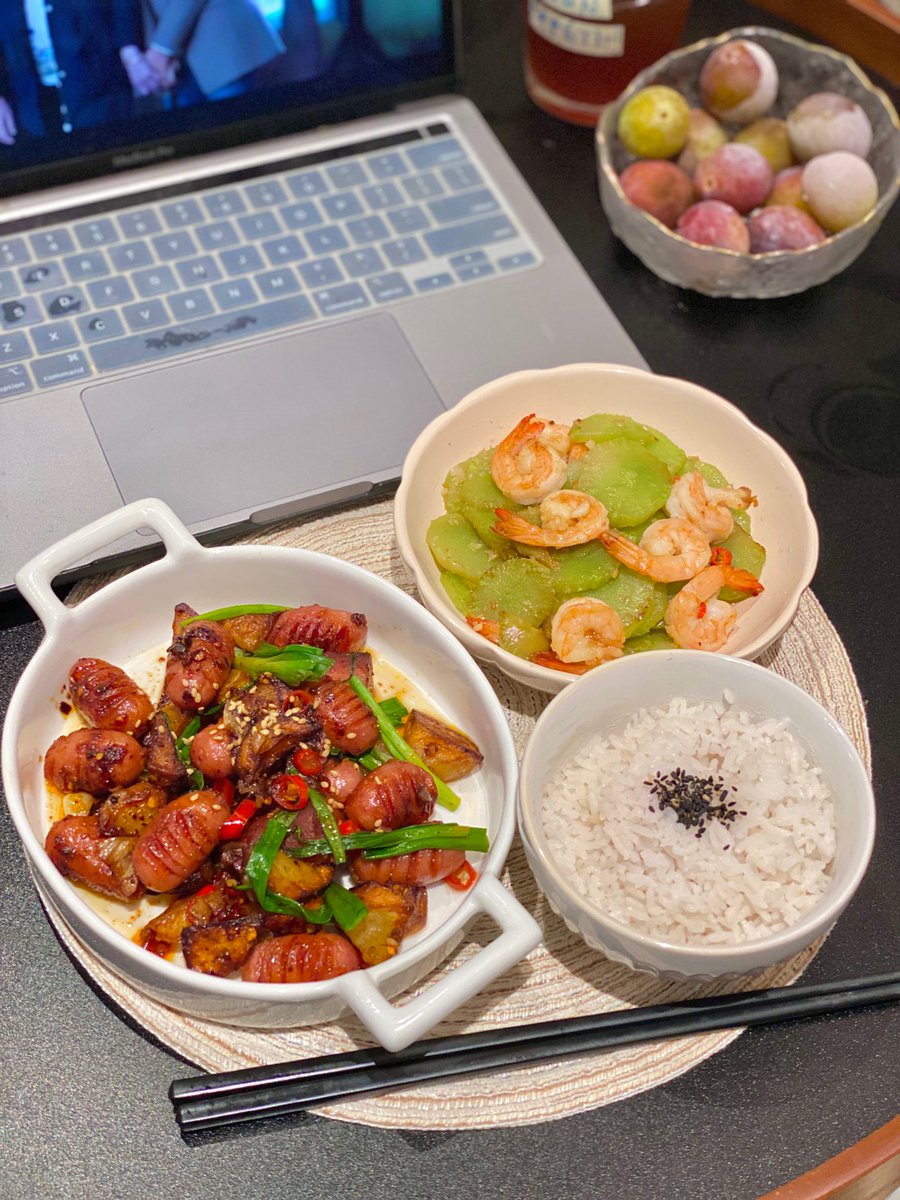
[0,1,456,193]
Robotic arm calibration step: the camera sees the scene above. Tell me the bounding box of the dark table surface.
[1,3,897,1198]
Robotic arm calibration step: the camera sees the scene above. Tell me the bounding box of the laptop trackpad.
[81,314,445,526]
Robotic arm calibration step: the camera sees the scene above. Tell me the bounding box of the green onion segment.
[287,822,489,862]
[323,883,367,931]
[309,787,347,865]
[173,715,204,790]
[235,642,333,686]
[180,604,288,627]
[379,696,409,728]
[243,809,330,924]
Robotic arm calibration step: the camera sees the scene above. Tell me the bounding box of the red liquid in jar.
[525,0,691,126]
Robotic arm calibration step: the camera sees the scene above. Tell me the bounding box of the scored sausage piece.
[44,729,146,796]
[241,932,362,983]
[45,815,144,900]
[268,605,367,654]
[132,790,230,892]
[164,603,234,714]
[189,721,235,779]
[349,846,465,887]
[344,760,437,831]
[69,658,154,738]
[314,680,378,755]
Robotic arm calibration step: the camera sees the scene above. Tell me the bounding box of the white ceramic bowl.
[1,499,541,1052]
[394,362,819,694]
[518,650,875,980]
[596,27,900,299]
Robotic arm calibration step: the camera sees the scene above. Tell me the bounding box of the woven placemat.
[50,498,869,1130]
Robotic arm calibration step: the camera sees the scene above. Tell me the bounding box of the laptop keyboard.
[0,127,541,399]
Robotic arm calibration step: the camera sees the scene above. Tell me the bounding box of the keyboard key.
[168,289,214,321]
[118,209,162,238]
[299,258,342,288]
[382,237,425,267]
[64,251,110,281]
[34,349,91,388]
[0,331,31,362]
[91,294,316,371]
[0,238,31,267]
[279,201,323,230]
[74,218,119,248]
[407,138,466,169]
[31,229,76,257]
[196,221,239,251]
[204,190,246,218]
[457,262,496,281]
[88,276,134,307]
[123,300,169,331]
[1,296,44,327]
[77,310,126,342]
[403,172,444,201]
[0,270,20,299]
[305,226,348,255]
[109,242,154,271]
[497,251,537,270]
[177,256,222,285]
[340,248,385,278]
[245,179,287,208]
[424,215,517,257]
[345,215,390,245]
[414,273,454,292]
[133,266,177,298]
[387,205,430,234]
[238,212,280,240]
[32,320,79,354]
[42,287,87,318]
[368,151,406,179]
[212,279,258,310]
[367,272,413,303]
[286,169,329,197]
[220,246,265,276]
[161,199,204,228]
[362,182,403,210]
[262,235,306,265]
[321,193,364,220]
[153,231,198,260]
[0,363,32,397]
[255,268,300,298]
[21,262,65,291]
[312,282,369,316]
[327,162,367,189]
[442,163,483,191]
[429,189,499,224]
[448,250,488,268]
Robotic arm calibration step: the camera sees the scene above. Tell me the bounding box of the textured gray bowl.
[596,27,900,298]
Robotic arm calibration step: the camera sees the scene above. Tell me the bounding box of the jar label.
[528,1,625,57]
[538,0,614,19]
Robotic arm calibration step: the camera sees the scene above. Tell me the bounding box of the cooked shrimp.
[490,414,569,504]
[550,597,625,667]
[493,490,609,548]
[665,471,757,543]
[539,420,572,457]
[664,558,764,651]
[600,518,711,583]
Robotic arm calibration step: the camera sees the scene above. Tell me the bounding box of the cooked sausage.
[69,657,154,737]
[164,603,234,714]
[189,721,235,779]
[44,729,146,796]
[344,760,436,831]
[349,846,465,887]
[314,680,378,754]
[268,605,367,653]
[320,652,374,689]
[142,712,189,792]
[319,758,362,802]
[241,932,361,983]
[45,815,144,900]
[132,790,230,892]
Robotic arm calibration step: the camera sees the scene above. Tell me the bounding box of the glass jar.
[524,0,692,126]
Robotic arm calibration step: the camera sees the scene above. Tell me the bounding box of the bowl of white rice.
[518,650,875,979]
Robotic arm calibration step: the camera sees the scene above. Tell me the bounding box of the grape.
[676,108,728,176]
[698,40,779,125]
[676,200,750,252]
[802,151,878,232]
[734,118,795,173]
[619,160,696,228]
[766,165,811,212]
[747,206,826,252]
[617,86,691,159]
[787,92,874,162]
[693,144,774,215]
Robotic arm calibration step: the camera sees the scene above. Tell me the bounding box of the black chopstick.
[171,971,898,1131]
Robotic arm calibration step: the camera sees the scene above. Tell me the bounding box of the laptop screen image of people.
[0,1,647,598]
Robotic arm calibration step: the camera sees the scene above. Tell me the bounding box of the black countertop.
[1,3,897,1198]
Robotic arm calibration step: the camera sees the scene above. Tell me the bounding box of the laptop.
[0,0,646,598]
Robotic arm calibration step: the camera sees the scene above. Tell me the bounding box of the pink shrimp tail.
[466,616,501,644]
[724,568,764,596]
[531,651,590,675]
[492,509,545,546]
[709,547,733,566]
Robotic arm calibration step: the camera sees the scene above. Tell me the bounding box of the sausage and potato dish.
[43,601,489,984]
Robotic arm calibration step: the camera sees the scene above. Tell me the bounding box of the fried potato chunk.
[346,882,427,966]
[401,710,484,782]
[267,850,333,901]
[182,920,261,977]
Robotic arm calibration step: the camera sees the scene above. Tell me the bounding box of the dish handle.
[336,874,542,1053]
[16,498,199,633]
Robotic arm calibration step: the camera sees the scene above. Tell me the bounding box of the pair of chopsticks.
[171,971,898,1132]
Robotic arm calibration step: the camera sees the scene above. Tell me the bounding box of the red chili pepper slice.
[271,773,309,811]
[211,777,235,805]
[219,798,258,840]
[142,935,171,958]
[338,818,360,836]
[291,746,326,777]
[284,688,316,711]
[194,883,216,897]
[444,861,477,891]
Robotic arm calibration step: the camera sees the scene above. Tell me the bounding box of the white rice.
[542,695,836,945]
